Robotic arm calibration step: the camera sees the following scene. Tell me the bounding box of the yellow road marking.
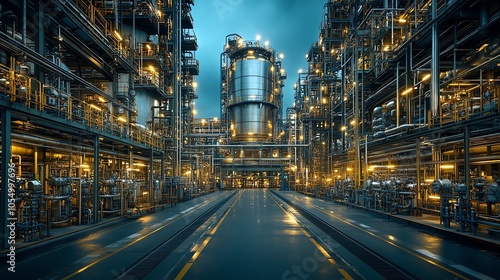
[291,194,469,280]
[272,192,356,279]
[175,190,243,279]
[338,268,354,280]
[62,193,224,279]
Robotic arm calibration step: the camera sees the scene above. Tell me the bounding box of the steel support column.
[1,109,12,249]
[430,0,440,122]
[93,135,99,223]
[464,126,470,206]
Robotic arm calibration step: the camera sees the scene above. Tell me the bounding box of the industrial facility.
[1,0,500,279]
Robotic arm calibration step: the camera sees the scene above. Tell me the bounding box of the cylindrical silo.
[224,36,281,142]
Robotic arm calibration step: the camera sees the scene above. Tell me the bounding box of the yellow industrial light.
[401,87,413,95]
[448,82,474,86]
[440,164,454,169]
[114,30,123,41]
[90,104,102,111]
[398,17,407,23]
[478,43,488,52]
[117,117,127,122]
[421,74,431,82]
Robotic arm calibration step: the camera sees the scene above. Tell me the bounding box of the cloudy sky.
[191,0,326,118]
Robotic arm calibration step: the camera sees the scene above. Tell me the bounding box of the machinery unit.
[222,34,285,143]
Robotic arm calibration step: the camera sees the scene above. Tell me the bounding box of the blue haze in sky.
[191,0,327,118]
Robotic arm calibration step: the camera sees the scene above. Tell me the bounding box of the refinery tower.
[219,34,289,188]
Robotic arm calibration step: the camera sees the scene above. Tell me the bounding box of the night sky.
[191,0,327,118]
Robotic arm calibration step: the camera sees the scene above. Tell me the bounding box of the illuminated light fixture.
[98,96,106,102]
[90,104,102,111]
[157,10,162,17]
[192,81,198,88]
[398,17,407,23]
[133,163,146,167]
[248,132,254,135]
[298,69,303,74]
[248,50,255,55]
[478,43,488,52]
[279,53,284,59]
[114,30,123,41]
[401,87,413,95]
[440,164,454,169]
[256,34,261,41]
[424,179,435,183]
[383,45,390,51]
[149,65,155,72]
[428,195,440,199]
[350,120,356,125]
[264,41,269,47]
[449,82,474,86]
[126,168,140,171]
[421,74,431,82]
[118,117,127,122]
[192,109,197,115]
[79,164,89,168]
[146,44,151,50]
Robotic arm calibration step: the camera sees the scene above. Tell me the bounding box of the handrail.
[0,67,164,151]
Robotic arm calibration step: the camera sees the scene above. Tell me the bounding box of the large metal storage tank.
[226,39,279,142]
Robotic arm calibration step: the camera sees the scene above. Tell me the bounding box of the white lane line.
[416,249,445,262]
[359,223,370,228]
[150,223,162,229]
[417,249,494,279]
[180,203,201,214]
[451,265,495,280]
[346,218,356,224]
[72,254,100,264]
[105,233,141,248]
[164,214,179,221]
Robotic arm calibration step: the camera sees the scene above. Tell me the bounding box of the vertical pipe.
[464,126,470,206]
[416,137,421,213]
[354,36,361,187]
[1,109,12,249]
[149,149,154,205]
[396,62,400,127]
[93,135,99,224]
[431,0,440,122]
[173,0,182,176]
[22,0,27,44]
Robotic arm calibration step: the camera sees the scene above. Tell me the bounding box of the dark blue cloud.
[192,0,326,118]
